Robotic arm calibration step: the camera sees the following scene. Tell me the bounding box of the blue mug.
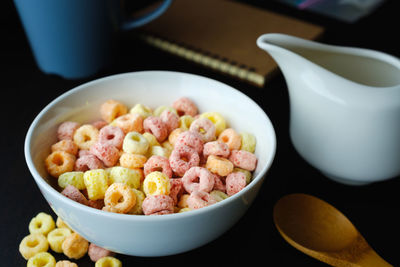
[13,0,172,79]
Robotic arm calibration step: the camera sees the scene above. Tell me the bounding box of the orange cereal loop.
[218,128,241,150]
[62,233,89,260]
[100,99,128,123]
[45,151,76,178]
[111,113,143,134]
[73,124,99,150]
[168,128,184,145]
[56,260,78,267]
[104,183,136,214]
[51,139,78,156]
[119,152,147,169]
[205,155,234,177]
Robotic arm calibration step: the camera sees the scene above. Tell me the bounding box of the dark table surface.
[2,0,400,266]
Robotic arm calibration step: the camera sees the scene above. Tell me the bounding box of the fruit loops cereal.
[44,97,258,215]
[19,212,121,266]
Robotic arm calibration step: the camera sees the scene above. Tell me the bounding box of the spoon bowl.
[273,193,392,266]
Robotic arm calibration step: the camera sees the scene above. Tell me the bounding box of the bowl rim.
[24,70,277,221]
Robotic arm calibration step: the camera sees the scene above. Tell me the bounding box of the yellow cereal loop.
[177,194,190,208]
[200,112,226,136]
[56,217,71,230]
[128,188,146,215]
[27,252,56,267]
[233,167,252,184]
[29,212,56,236]
[55,260,78,267]
[47,228,72,253]
[179,115,194,130]
[130,103,153,118]
[161,141,173,153]
[178,208,191,213]
[58,171,85,190]
[73,124,99,150]
[122,131,149,155]
[83,169,109,200]
[240,132,256,153]
[153,105,177,117]
[147,145,169,158]
[143,132,161,147]
[143,171,171,196]
[108,166,141,189]
[95,256,122,267]
[19,233,49,260]
[119,152,147,169]
[210,190,229,202]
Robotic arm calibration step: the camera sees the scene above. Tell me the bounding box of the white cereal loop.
[122,131,149,155]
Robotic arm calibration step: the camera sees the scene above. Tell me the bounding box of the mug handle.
[121,0,173,30]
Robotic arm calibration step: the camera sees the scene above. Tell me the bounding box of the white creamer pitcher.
[257,33,400,185]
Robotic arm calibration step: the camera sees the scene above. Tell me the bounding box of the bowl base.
[321,172,372,186]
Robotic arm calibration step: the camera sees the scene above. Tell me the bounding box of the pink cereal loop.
[212,173,226,192]
[169,146,200,177]
[226,172,247,196]
[228,150,257,171]
[182,166,215,194]
[160,109,179,133]
[174,131,204,154]
[143,116,168,142]
[142,195,174,215]
[143,155,173,178]
[172,97,198,117]
[74,154,104,171]
[98,125,125,149]
[88,243,115,262]
[169,178,183,204]
[203,140,230,158]
[91,120,108,130]
[89,142,120,167]
[57,121,80,141]
[187,190,217,210]
[189,117,216,142]
[218,128,242,150]
[61,185,89,206]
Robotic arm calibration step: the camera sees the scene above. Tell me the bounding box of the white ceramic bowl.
[24,71,276,256]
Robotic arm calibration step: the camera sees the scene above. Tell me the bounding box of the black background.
[2,0,399,266]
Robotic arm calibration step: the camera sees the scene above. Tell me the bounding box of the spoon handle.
[356,249,393,267]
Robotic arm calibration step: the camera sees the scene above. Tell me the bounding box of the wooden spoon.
[273,193,392,266]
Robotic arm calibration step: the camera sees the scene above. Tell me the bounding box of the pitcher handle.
[121,0,172,30]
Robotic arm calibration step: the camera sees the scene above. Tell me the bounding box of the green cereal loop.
[108,166,141,189]
[210,190,229,202]
[233,167,253,184]
[240,132,256,153]
[153,105,177,117]
[130,103,153,118]
[179,115,194,130]
[58,171,85,190]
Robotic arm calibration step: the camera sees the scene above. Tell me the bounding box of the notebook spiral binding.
[139,33,266,87]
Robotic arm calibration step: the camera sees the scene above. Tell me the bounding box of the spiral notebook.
[137,0,324,87]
